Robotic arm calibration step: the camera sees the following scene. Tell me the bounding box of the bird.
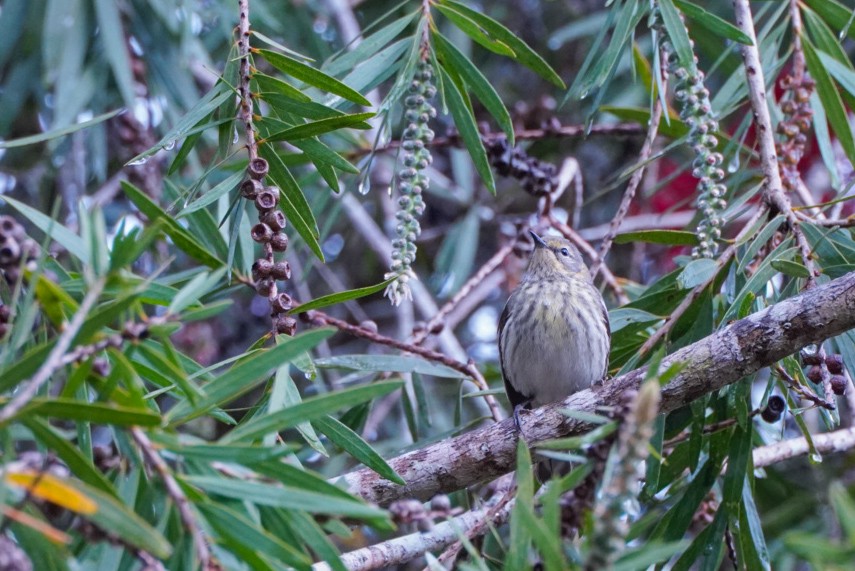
[498,230,611,432]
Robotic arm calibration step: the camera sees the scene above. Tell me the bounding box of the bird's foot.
[513,401,532,440]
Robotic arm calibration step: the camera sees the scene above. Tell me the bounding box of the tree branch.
[344,270,855,505]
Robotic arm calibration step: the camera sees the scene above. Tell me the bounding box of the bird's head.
[524,230,591,281]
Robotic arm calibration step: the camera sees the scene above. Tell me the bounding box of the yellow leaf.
[6,471,97,515]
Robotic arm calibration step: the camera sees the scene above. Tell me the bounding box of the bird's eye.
[560,248,570,257]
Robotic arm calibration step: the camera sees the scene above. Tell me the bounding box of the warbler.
[498,230,611,428]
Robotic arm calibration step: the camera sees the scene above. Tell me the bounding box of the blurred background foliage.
[1,0,855,569]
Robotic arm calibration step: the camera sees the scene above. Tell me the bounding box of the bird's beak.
[529,230,548,249]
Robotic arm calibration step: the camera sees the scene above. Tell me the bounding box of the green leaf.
[803,0,855,41]
[674,0,753,45]
[186,476,385,520]
[434,33,514,145]
[614,229,699,246]
[323,13,418,77]
[609,308,662,331]
[25,418,116,496]
[167,329,335,424]
[289,276,398,315]
[438,0,565,87]
[17,399,162,427]
[2,196,88,264]
[179,170,244,216]
[93,0,135,107]
[257,144,325,262]
[222,380,403,443]
[314,354,464,378]
[434,4,515,58]
[0,109,121,150]
[121,181,223,269]
[68,478,172,558]
[314,416,406,485]
[198,503,312,570]
[658,0,695,70]
[167,268,227,315]
[256,48,372,107]
[614,541,691,571]
[803,37,855,167]
[439,66,496,194]
[128,84,233,165]
[677,258,718,289]
[771,258,811,278]
[263,112,375,142]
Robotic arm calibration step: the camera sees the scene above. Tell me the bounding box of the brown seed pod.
[270,233,289,252]
[274,314,297,335]
[801,351,822,366]
[255,186,280,211]
[831,375,847,396]
[807,365,823,383]
[251,223,274,243]
[271,292,293,313]
[826,354,844,375]
[271,261,291,280]
[262,210,287,231]
[240,179,263,200]
[0,304,10,322]
[252,258,273,279]
[248,157,269,180]
[255,277,275,296]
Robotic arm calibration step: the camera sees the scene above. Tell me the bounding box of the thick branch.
[344,271,855,505]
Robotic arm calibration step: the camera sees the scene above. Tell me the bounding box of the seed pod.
[761,395,786,423]
[248,157,269,180]
[831,375,847,395]
[807,365,823,383]
[92,358,111,377]
[255,277,275,296]
[262,210,286,231]
[826,354,844,375]
[270,233,289,252]
[0,304,9,322]
[255,187,280,211]
[271,261,291,280]
[430,495,451,513]
[251,223,274,243]
[271,292,293,313]
[274,314,297,335]
[241,179,263,200]
[801,351,822,366]
[252,258,273,279]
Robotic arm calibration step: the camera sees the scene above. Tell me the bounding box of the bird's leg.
[513,400,532,439]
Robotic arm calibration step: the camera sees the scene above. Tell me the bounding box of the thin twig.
[591,77,665,278]
[734,0,819,286]
[131,427,211,569]
[346,123,644,160]
[307,310,504,422]
[237,0,258,161]
[753,426,855,467]
[774,364,834,410]
[547,215,630,305]
[0,277,105,425]
[411,243,514,346]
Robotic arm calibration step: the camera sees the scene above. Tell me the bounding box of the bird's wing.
[498,297,530,409]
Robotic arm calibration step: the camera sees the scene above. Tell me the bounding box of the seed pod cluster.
[803,349,847,396]
[777,75,815,193]
[0,215,39,286]
[243,157,296,335]
[486,138,559,196]
[385,60,436,306]
[653,8,726,259]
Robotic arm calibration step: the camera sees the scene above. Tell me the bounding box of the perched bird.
[498,230,610,429]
